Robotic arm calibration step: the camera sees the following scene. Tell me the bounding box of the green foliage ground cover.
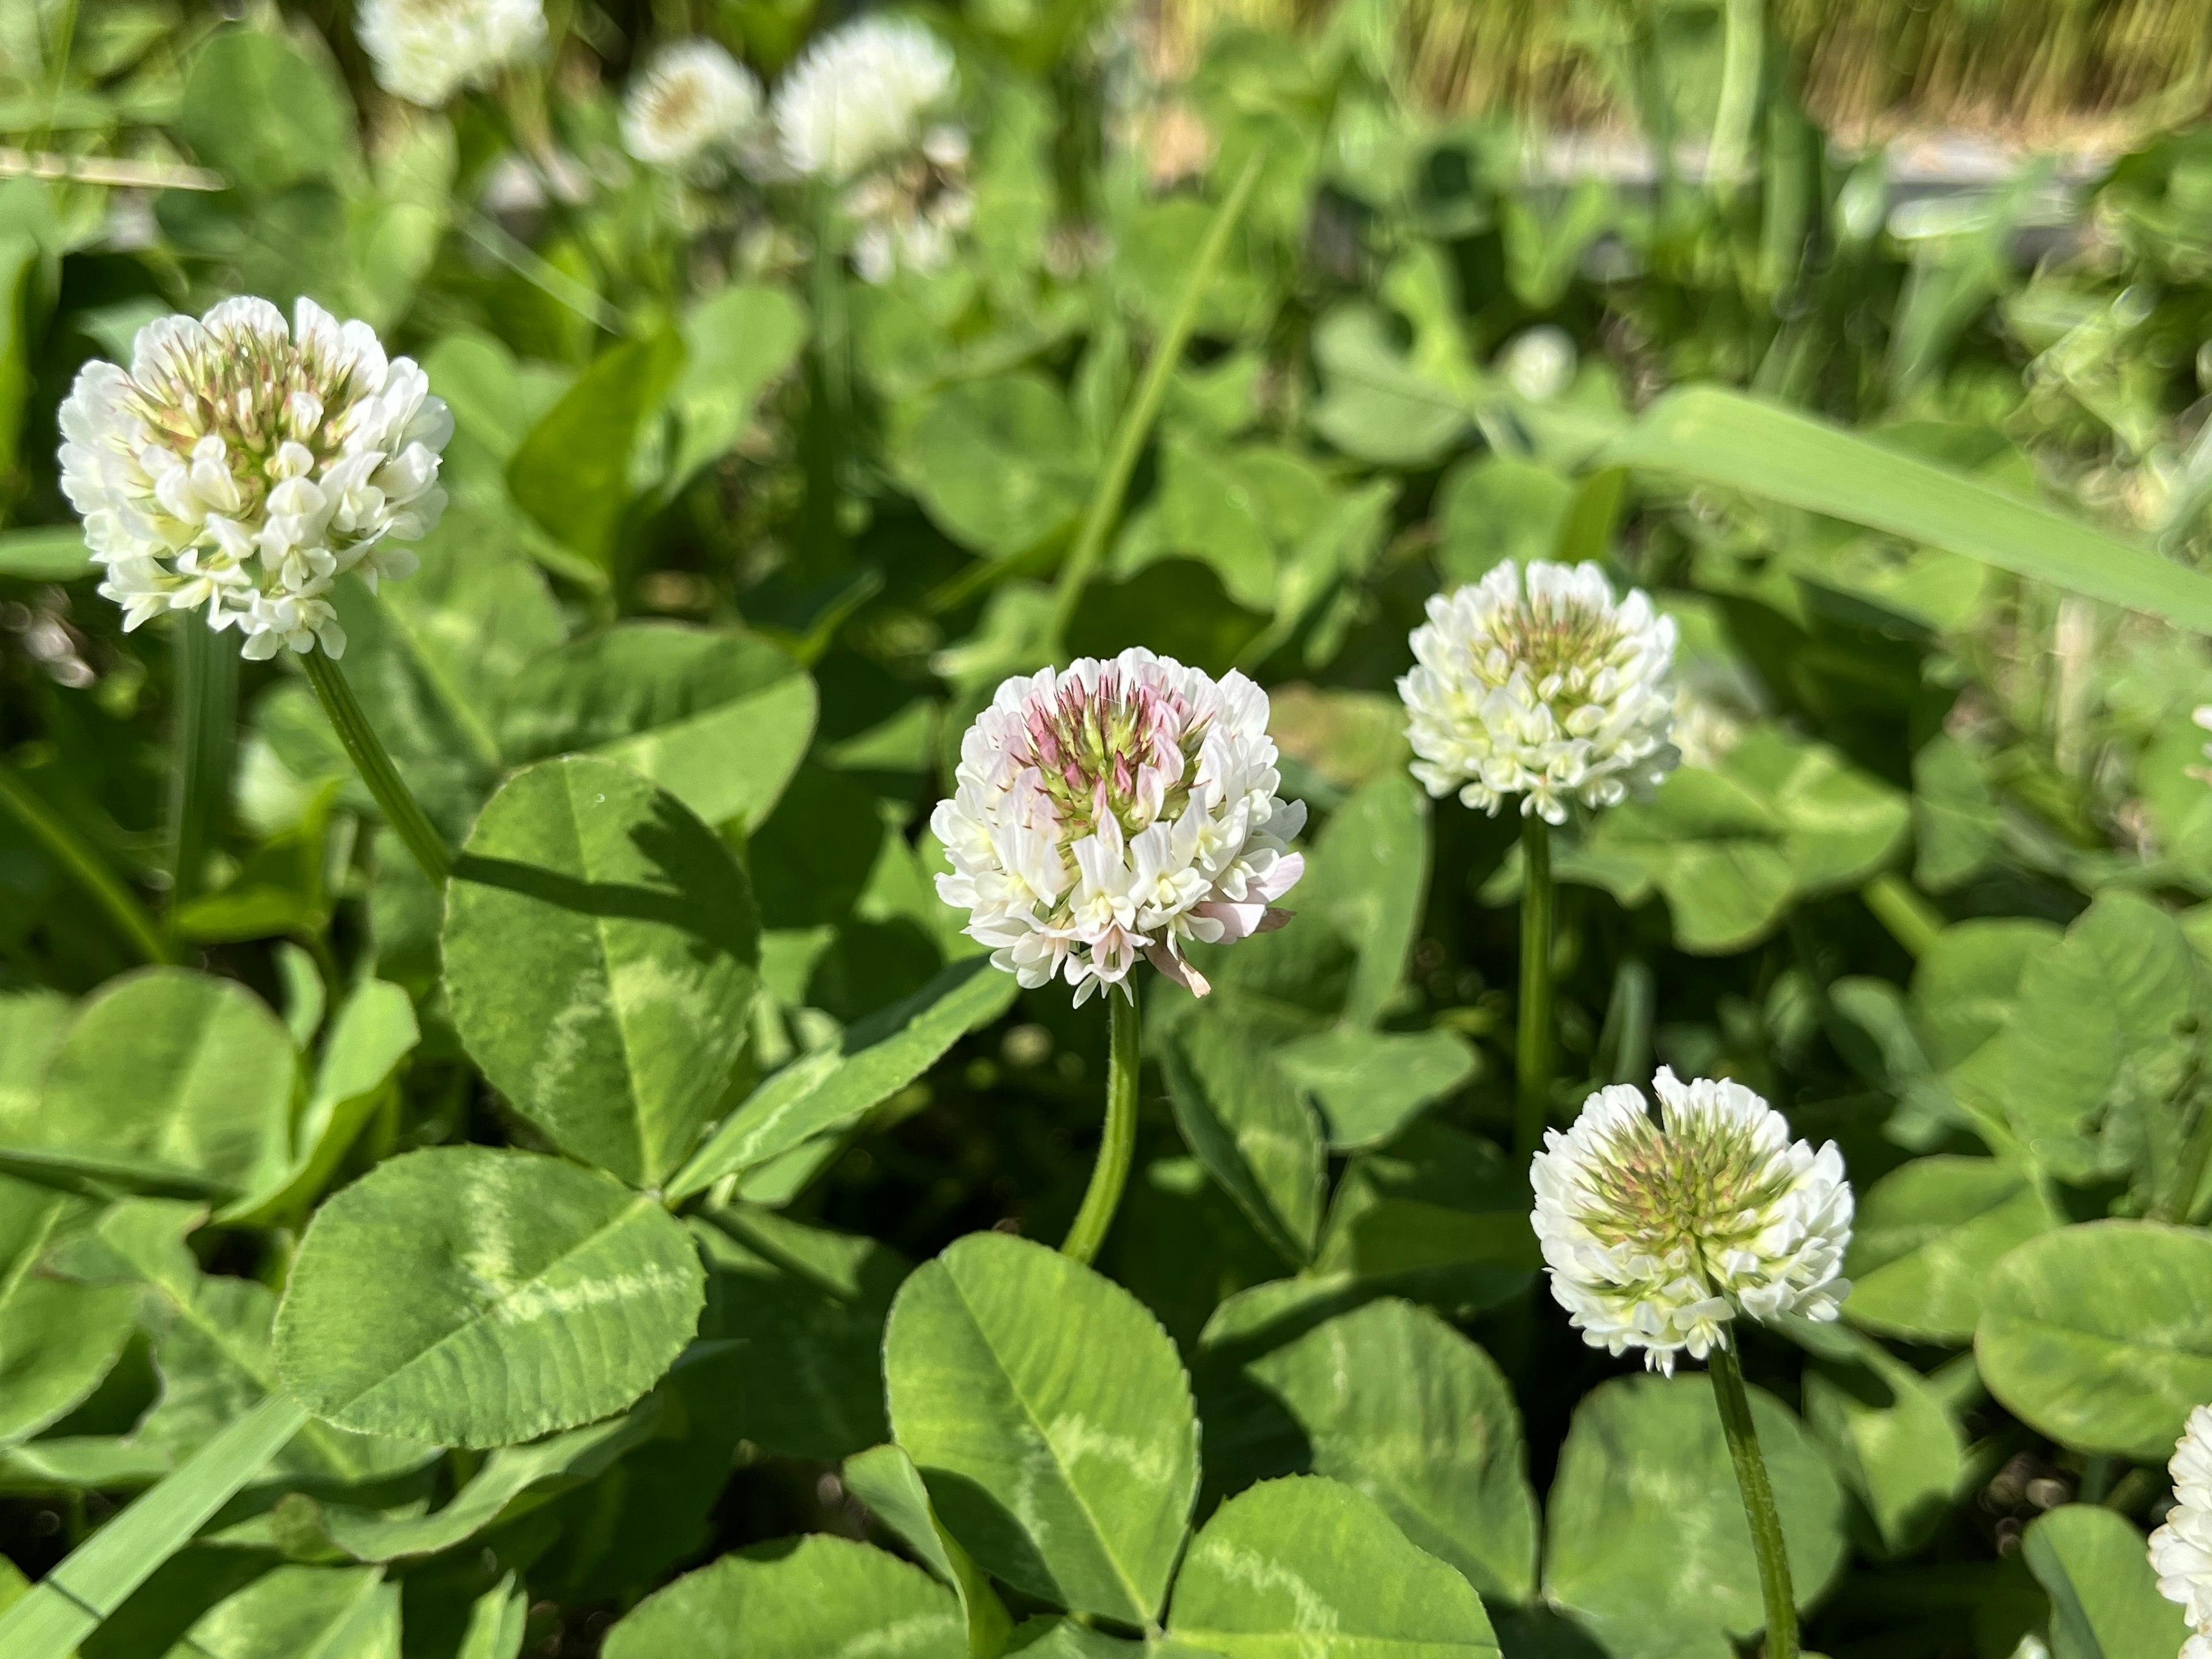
[3,2,2212,1656]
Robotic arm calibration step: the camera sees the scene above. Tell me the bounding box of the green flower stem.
[1044,149,1266,653]
[300,646,450,887]
[166,619,237,912]
[1709,1342,1799,1659]
[801,184,851,564]
[2168,1089,2212,1225]
[0,760,174,965]
[1062,989,1141,1266]
[1515,813,1555,1164]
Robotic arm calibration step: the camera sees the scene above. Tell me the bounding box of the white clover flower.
[1399,559,1677,824]
[770,17,955,181]
[931,650,1305,1006]
[1530,1068,1853,1375]
[622,40,763,169]
[58,297,451,661]
[357,0,545,107]
[2152,1405,2212,1659]
[2194,707,2212,783]
[1500,325,1578,402]
[847,124,975,285]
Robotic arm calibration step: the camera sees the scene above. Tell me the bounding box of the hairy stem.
[1710,1342,1799,1659]
[1062,990,1141,1265]
[301,647,450,886]
[1516,813,1555,1164]
[0,760,174,965]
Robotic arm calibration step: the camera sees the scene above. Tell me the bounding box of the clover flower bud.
[1530,1069,1854,1375]
[2152,1405,2212,1659]
[1399,559,1677,824]
[57,297,451,660]
[623,40,763,170]
[931,650,1305,1006]
[1500,325,1577,402]
[357,0,546,108]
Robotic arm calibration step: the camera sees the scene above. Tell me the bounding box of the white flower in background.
[357,0,545,107]
[1531,1068,1853,1376]
[2152,1405,2212,1659]
[58,297,450,660]
[622,40,763,169]
[1500,325,1577,402]
[2193,707,2212,785]
[932,650,1305,1006]
[1399,559,1677,824]
[847,125,975,283]
[771,16,955,180]
[764,17,972,285]
[1673,685,1747,770]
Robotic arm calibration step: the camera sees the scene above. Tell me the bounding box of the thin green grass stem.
[300,647,451,886]
[0,759,173,965]
[1062,988,1141,1265]
[1515,812,1555,1164]
[1709,1342,1799,1659]
[1045,149,1266,653]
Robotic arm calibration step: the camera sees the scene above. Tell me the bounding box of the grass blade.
[0,1394,307,1659]
[1046,149,1267,650]
[165,620,237,912]
[1604,386,2212,632]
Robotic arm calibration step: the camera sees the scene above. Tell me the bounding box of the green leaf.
[1801,1333,1965,1558]
[1584,726,1909,954]
[81,1199,432,1485]
[1279,1028,1479,1152]
[1604,385,2212,631]
[883,1232,1199,1625]
[0,1177,135,1443]
[1541,1374,1847,1659]
[1975,1219,2212,1459]
[14,968,297,1198]
[1308,307,1470,468]
[844,1443,1014,1659]
[508,331,687,567]
[302,1400,660,1561]
[2022,1504,2194,1659]
[1167,1475,1502,1657]
[1843,1157,2060,1343]
[0,1393,308,1659]
[670,283,807,487]
[179,29,355,195]
[694,1202,908,1461]
[1163,1010,1327,1265]
[444,756,760,1188]
[221,979,418,1227]
[157,1564,397,1659]
[274,1146,706,1447]
[670,956,1016,1200]
[1241,1298,1539,1605]
[456,1575,528,1659]
[499,625,816,834]
[601,1535,964,1659]
[1298,774,1430,1030]
[898,373,1092,558]
[2003,892,2203,1183]
[1434,454,1572,585]
[1912,734,2001,892]
[0,991,68,1125]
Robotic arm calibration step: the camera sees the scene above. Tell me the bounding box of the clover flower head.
[1530,1068,1853,1375]
[2152,1405,2212,1659]
[1399,559,1677,824]
[58,297,451,660]
[770,16,956,181]
[847,124,975,284]
[1500,325,1577,402]
[931,650,1305,1006]
[623,40,763,169]
[357,0,545,107]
